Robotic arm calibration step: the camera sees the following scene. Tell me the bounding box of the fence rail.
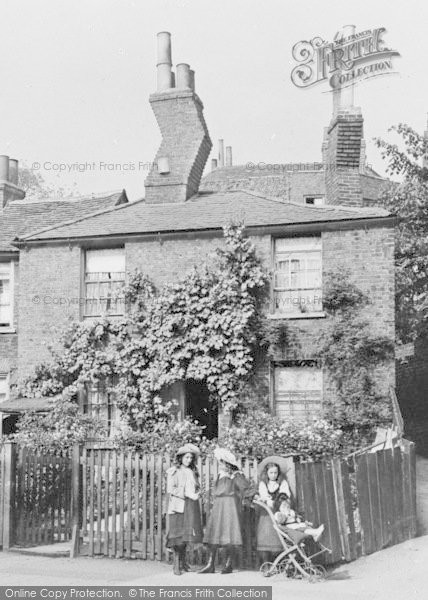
[0,440,417,568]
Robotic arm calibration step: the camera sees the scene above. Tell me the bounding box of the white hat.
[214,446,239,468]
[176,443,200,457]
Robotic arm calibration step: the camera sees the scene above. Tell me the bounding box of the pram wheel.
[307,564,327,583]
[260,562,275,577]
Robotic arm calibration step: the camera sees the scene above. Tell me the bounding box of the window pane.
[273,238,322,314]
[84,249,125,317]
[274,366,322,421]
[0,375,8,403]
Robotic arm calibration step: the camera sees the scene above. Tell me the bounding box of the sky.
[0,0,427,200]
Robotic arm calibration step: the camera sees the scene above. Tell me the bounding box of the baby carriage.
[253,499,332,581]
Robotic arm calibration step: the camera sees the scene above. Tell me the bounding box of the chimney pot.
[156,31,173,91]
[0,155,10,181]
[9,159,18,185]
[332,24,355,116]
[176,63,191,88]
[218,139,225,167]
[189,69,195,91]
[226,146,232,166]
[211,158,218,171]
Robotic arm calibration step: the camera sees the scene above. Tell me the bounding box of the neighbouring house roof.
[0,190,128,252]
[0,396,55,414]
[200,164,388,203]
[17,189,392,244]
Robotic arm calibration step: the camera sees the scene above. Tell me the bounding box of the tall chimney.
[157,32,173,92]
[323,25,364,207]
[145,33,212,203]
[332,25,356,117]
[0,154,25,208]
[226,146,233,166]
[218,139,225,167]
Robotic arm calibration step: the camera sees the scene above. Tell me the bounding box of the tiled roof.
[19,190,392,243]
[200,164,388,202]
[0,190,128,252]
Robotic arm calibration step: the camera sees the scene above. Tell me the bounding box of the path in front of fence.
[1,534,428,600]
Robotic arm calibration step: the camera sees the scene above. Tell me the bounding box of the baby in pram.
[274,496,325,543]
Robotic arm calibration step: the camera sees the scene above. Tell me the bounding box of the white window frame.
[273,364,322,421]
[272,236,323,317]
[81,381,120,437]
[0,261,14,332]
[0,372,10,404]
[83,248,125,318]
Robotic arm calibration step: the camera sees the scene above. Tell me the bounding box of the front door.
[185,380,218,439]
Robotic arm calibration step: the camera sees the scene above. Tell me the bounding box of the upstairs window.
[0,373,9,404]
[273,237,322,315]
[84,249,125,318]
[273,364,322,421]
[0,262,13,330]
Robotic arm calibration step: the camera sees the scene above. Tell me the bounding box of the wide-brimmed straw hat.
[214,446,240,468]
[176,443,201,457]
[257,455,293,479]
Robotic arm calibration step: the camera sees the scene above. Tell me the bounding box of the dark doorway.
[2,414,19,435]
[185,380,218,439]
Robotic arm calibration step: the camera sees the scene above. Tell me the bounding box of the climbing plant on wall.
[17,224,269,441]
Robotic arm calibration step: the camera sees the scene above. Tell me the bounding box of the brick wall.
[14,224,395,417]
[325,109,365,207]
[17,245,81,380]
[144,90,212,203]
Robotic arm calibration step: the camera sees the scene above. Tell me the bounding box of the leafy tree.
[375,124,428,342]
[18,164,79,200]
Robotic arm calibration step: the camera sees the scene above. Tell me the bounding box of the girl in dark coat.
[166,443,203,575]
[198,447,252,574]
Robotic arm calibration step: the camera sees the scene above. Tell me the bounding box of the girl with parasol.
[166,443,203,575]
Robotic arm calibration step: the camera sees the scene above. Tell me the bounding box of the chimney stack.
[0,154,25,208]
[323,25,364,207]
[145,33,212,203]
[226,146,233,166]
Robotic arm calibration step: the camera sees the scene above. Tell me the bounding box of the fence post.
[2,442,16,550]
[70,444,81,558]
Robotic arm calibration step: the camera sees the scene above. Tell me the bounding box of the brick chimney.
[0,155,25,208]
[144,32,212,203]
[323,25,365,207]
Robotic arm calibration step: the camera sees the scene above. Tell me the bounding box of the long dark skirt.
[167,498,203,547]
[256,513,283,552]
[203,496,243,546]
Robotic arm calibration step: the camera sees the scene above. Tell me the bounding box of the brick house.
[0,32,396,438]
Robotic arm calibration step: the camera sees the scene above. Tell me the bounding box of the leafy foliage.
[375,124,428,341]
[317,271,394,442]
[17,225,269,443]
[221,410,343,461]
[12,396,106,452]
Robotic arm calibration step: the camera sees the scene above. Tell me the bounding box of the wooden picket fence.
[73,440,417,566]
[0,444,72,549]
[0,440,417,567]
